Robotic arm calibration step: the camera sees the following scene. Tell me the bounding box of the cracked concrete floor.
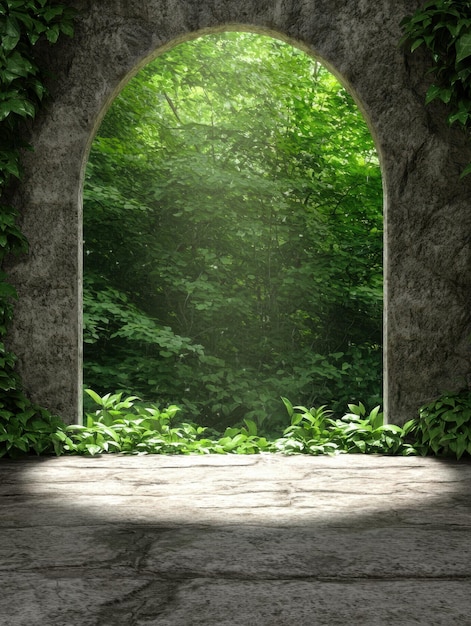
[1,453,471,625]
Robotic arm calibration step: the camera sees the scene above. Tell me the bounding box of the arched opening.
[82,31,383,432]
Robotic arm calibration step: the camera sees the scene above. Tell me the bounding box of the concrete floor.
[1,453,471,625]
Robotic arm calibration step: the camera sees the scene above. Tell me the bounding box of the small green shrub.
[0,389,66,458]
[0,387,432,459]
[1,386,449,459]
[273,399,339,455]
[61,389,201,455]
[413,391,471,459]
[213,420,272,454]
[273,398,416,456]
[58,390,416,457]
[328,403,417,455]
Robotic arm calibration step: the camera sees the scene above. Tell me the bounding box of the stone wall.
[5,0,471,423]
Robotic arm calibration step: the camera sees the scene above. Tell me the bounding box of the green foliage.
[0,1,76,183]
[401,0,471,176]
[413,391,471,459]
[84,33,383,427]
[274,397,417,456]
[83,273,204,401]
[63,388,273,456]
[62,390,416,457]
[0,0,75,457]
[0,387,66,458]
[328,403,417,456]
[274,399,339,455]
[1,382,463,460]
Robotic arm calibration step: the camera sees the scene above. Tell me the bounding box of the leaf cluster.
[5,384,464,460]
[62,389,273,456]
[401,0,471,176]
[273,397,416,456]
[413,390,471,459]
[0,385,65,458]
[0,1,76,179]
[59,389,417,457]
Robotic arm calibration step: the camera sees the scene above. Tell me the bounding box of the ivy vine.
[0,0,75,456]
[401,0,471,177]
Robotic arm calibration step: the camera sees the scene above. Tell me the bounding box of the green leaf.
[2,33,20,52]
[43,7,65,22]
[455,437,467,460]
[448,109,470,125]
[243,418,258,436]
[281,397,294,418]
[369,405,383,429]
[0,98,35,120]
[3,51,36,78]
[45,24,60,43]
[85,443,103,456]
[347,403,365,417]
[425,85,451,105]
[380,424,402,434]
[85,388,104,406]
[459,162,471,179]
[53,429,67,442]
[60,21,74,38]
[456,33,471,64]
[410,38,424,52]
[0,281,17,297]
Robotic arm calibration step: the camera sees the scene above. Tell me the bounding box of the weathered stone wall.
[5,0,471,424]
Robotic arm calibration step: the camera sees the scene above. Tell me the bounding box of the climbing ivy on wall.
[0,0,75,455]
[401,0,471,176]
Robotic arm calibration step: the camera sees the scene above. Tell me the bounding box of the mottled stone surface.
[4,0,471,423]
[1,454,471,624]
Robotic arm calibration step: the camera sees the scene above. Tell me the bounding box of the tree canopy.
[83,32,383,431]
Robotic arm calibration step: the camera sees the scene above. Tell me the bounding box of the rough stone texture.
[4,0,471,423]
[1,454,471,625]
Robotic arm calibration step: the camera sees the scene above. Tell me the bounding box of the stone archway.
[6,0,471,424]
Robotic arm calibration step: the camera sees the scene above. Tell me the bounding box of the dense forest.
[83,32,383,432]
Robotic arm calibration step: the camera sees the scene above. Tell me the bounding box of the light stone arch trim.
[5,0,471,424]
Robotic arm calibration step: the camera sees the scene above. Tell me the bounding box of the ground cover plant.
[413,391,471,459]
[3,386,471,460]
[51,389,417,458]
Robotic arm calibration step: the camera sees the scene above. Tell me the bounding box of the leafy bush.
[62,389,272,456]
[329,403,416,455]
[273,398,416,456]
[413,391,471,459]
[6,387,469,460]
[273,400,338,455]
[57,390,416,457]
[62,389,203,455]
[0,389,66,458]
